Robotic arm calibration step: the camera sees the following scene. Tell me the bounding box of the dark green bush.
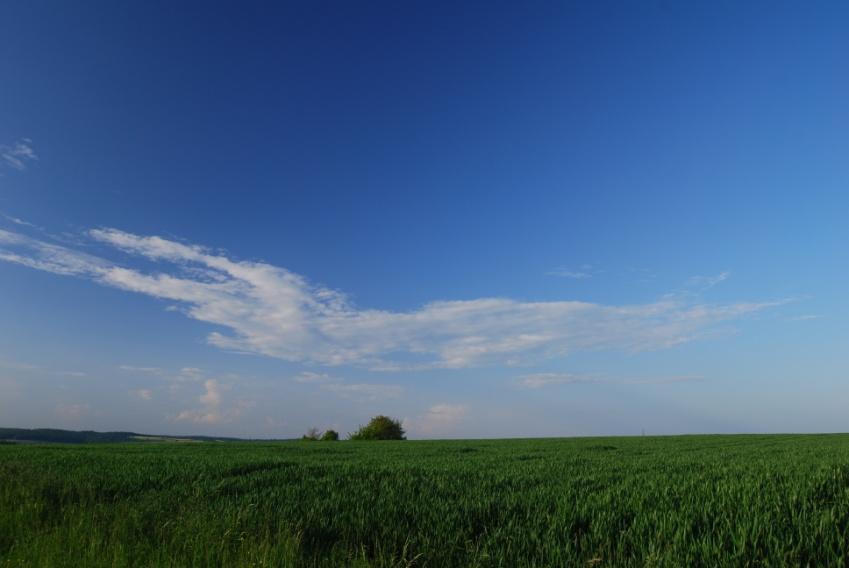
[349,415,405,440]
[320,430,339,441]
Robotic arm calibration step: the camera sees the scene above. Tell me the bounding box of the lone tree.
[320,429,339,441]
[301,427,320,441]
[349,415,406,440]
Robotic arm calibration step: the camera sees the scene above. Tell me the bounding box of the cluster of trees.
[301,427,339,441]
[302,415,405,441]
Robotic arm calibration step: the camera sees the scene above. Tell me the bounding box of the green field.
[3,435,849,566]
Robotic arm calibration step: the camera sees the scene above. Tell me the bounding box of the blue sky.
[1,1,848,438]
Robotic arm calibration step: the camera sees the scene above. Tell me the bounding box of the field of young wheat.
[3,435,849,566]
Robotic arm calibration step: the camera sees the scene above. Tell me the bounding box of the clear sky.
[1,1,847,439]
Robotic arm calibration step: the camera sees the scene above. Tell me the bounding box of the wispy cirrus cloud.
[788,314,820,322]
[547,264,595,279]
[58,371,87,378]
[1,213,39,228]
[119,365,165,375]
[0,225,784,370]
[292,371,336,383]
[291,371,401,402]
[1,139,37,172]
[687,271,731,291]
[119,365,203,382]
[0,229,110,276]
[0,356,38,372]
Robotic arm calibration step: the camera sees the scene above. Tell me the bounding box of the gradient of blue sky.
[1,1,847,438]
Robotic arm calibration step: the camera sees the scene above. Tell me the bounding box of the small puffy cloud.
[408,403,469,436]
[175,378,251,425]
[199,379,222,407]
[132,389,154,401]
[176,379,225,424]
[0,139,37,172]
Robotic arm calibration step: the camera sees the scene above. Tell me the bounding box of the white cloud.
[175,378,252,424]
[0,139,37,172]
[133,389,153,401]
[199,378,222,407]
[59,371,87,378]
[293,371,335,383]
[0,227,784,370]
[1,213,39,228]
[408,403,468,436]
[175,379,225,424]
[0,229,109,276]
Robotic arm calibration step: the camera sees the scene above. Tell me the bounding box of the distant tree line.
[0,428,138,444]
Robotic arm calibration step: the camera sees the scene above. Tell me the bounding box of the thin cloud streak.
[515,373,600,389]
[319,382,402,402]
[0,139,37,172]
[547,264,595,279]
[515,372,705,389]
[0,226,785,370]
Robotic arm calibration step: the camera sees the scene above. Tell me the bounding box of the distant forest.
[0,427,249,444]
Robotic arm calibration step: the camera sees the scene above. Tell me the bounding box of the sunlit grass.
[3,435,849,565]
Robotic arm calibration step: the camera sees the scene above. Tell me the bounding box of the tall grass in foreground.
[3,435,849,566]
